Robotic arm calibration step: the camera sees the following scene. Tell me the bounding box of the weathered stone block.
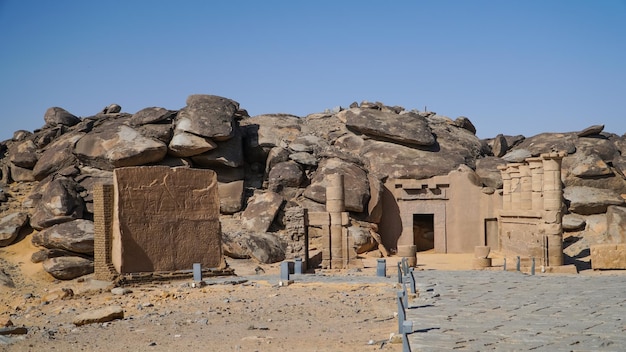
[112,166,223,273]
[591,244,626,270]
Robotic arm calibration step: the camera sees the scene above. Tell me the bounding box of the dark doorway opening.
[413,214,434,251]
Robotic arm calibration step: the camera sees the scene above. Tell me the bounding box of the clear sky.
[1,0,625,142]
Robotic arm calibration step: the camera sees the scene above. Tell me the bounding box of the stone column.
[509,164,522,211]
[527,157,544,211]
[541,152,566,266]
[326,174,345,269]
[498,165,511,211]
[519,164,532,210]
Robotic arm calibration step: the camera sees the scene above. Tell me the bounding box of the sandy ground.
[2,232,618,352]
[0,232,481,352]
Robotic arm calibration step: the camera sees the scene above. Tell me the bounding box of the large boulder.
[44,107,80,127]
[564,153,613,178]
[241,114,302,162]
[9,140,38,169]
[32,132,85,180]
[31,248,92,263]
[349,225,376,254]
[361,140,463,179]
[221,231,285,264]
[577,124,604,137]
[502,149,532,163]
[304,158,370,213]
[366,174,385,223]
[129,107,176,126]
[31,219,94,254]
[42,256,94,280]
[590,244,626,269]
[30,177,85,230]
[9,164,35,182]
[475,157,506,189]
[135,123,173,144]
[168,131,217,157]
[490,134,509,157]
[268,161,304,192]
[218,180,244,214]
[175,95,239,141]
[191,127,244,167]
[0,212,29,247]
[513,133,577,155]
[241,191,284,232]
[74,124,167,170]
[74,168,114,213]
[342,109,435,146]
[606,205,626,244]
[564,186,626,215]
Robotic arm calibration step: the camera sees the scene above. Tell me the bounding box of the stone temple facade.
[497,152,567,267]
[379,165,501,256]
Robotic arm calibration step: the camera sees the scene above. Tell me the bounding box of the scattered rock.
[0,326,27,336]
[0,270,14,288]
[73,306,124,326]
[42,256,94,280]
[111,287,132,295]
[222,231,285,264]
[0,212,29,247]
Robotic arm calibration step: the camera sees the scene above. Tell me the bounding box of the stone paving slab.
[406,270,626,351]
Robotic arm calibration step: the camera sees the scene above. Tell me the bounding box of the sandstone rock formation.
[1,95,625,280]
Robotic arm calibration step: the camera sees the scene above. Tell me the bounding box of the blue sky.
[1,0,625,142]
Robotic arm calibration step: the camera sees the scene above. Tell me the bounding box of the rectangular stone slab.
[112,166,223,273]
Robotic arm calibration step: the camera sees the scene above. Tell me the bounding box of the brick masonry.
[93,183,118,281]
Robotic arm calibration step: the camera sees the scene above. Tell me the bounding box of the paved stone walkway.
[406,270,626,351]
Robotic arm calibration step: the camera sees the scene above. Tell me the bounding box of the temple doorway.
[413,214,435,251]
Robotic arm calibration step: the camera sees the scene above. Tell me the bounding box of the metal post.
[280,261,290,281]
[397,261,403,283]
[396,291,405,334]
[402,257,409,275]
[193,263,202,282]
[294,258,303,275]
[376,259,386,277]
[408,268,416,294]
[503,257,506,271]
[531,257,535,275]
[402,280,409,308]
[402,320,413,352]
[516,256,521,272]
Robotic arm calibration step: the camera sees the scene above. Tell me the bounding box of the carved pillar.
[498,165,511,211]
[327,174,345,269]
[519,164,532,210]
[527,157,544,211]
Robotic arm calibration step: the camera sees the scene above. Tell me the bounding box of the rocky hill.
[1,94,625,280]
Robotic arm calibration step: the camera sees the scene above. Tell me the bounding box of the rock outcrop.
[1,96,625,280]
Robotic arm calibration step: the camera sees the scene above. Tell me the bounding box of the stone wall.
[281,206,308,265]
[111,166,224,274]
[93,183,118,281]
